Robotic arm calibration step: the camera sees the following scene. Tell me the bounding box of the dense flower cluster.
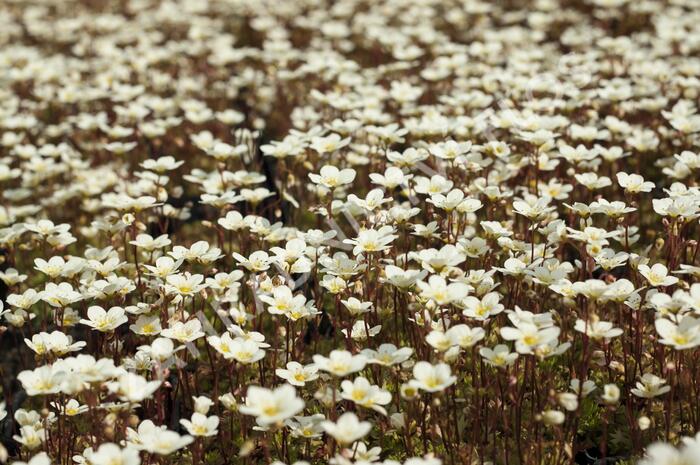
[1,0,700,464]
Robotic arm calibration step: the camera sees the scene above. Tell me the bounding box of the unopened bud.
[638,416,651,430]
[540,410,565,425]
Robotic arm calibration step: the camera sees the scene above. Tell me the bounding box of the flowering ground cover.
[1,0,700,464]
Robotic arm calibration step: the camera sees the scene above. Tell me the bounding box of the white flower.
[133,421,193,455]
[341,377,392,415]
[343,226,397,255]
[170,241,222,263]
[208,334,266,363]
[601,384,620,404]
[461,292,504,320]
[143,256,183,278]
[239,384,304,425]
[219,393,238,412]
[639,263,678,287]
[34,256,81,279]
[631,373,671,399]
[361,344,413,366]
[425,330,453,352]
[480,344,518,368]
[347,189,392,213]
[573,319,623,340]
[17,365,66,396]
[164,272,206,296]
[539,410,565,425]
[638,440,700,465]
[141,155,184,172]
[429,324,484,351]
[321,412,372,445]
[12,452,51,465]
[513,196,555,221]
[370,166,412,189]
[308,165,356,189]
[259,286,318,321]
[310,133,350,154]
[193,396,214,415]
[340,297,372,316]
[313,350,367,377]
[218,211,247,231]
[161,319,205,343]
[85,443,141,465]
[180,412,219,437]
[655,317,700,350]
[557,393,579,411]
[276,361,319,387]
[130,315,162,336]
[409,361,456,392]
[147,337,177,362]
[616,172,654,193]
[500,323,561,355]
[233,250,271,272]
[285,414,326,439]
[416,275,470,306]
[41,282,83,307]
[341,320,381,341]
[54,398,88,416]
[24,331,86,356]
[80,306,128,332]
[382,265,427,289]
[13,426,46,450]
[427,189,466,212]
[652,197,699,220]
[130,233,171,250]
[25,219,70,236]
[413,244,465,273]
[570,379,597,398]
[429,140,472,160]
[413,175,453,195]
[107,373,161,403]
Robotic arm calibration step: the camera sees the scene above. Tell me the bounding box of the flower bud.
[638,415,651,430]
[601,384,620,405]
[557,392,579,411]
[539,410,565,425]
